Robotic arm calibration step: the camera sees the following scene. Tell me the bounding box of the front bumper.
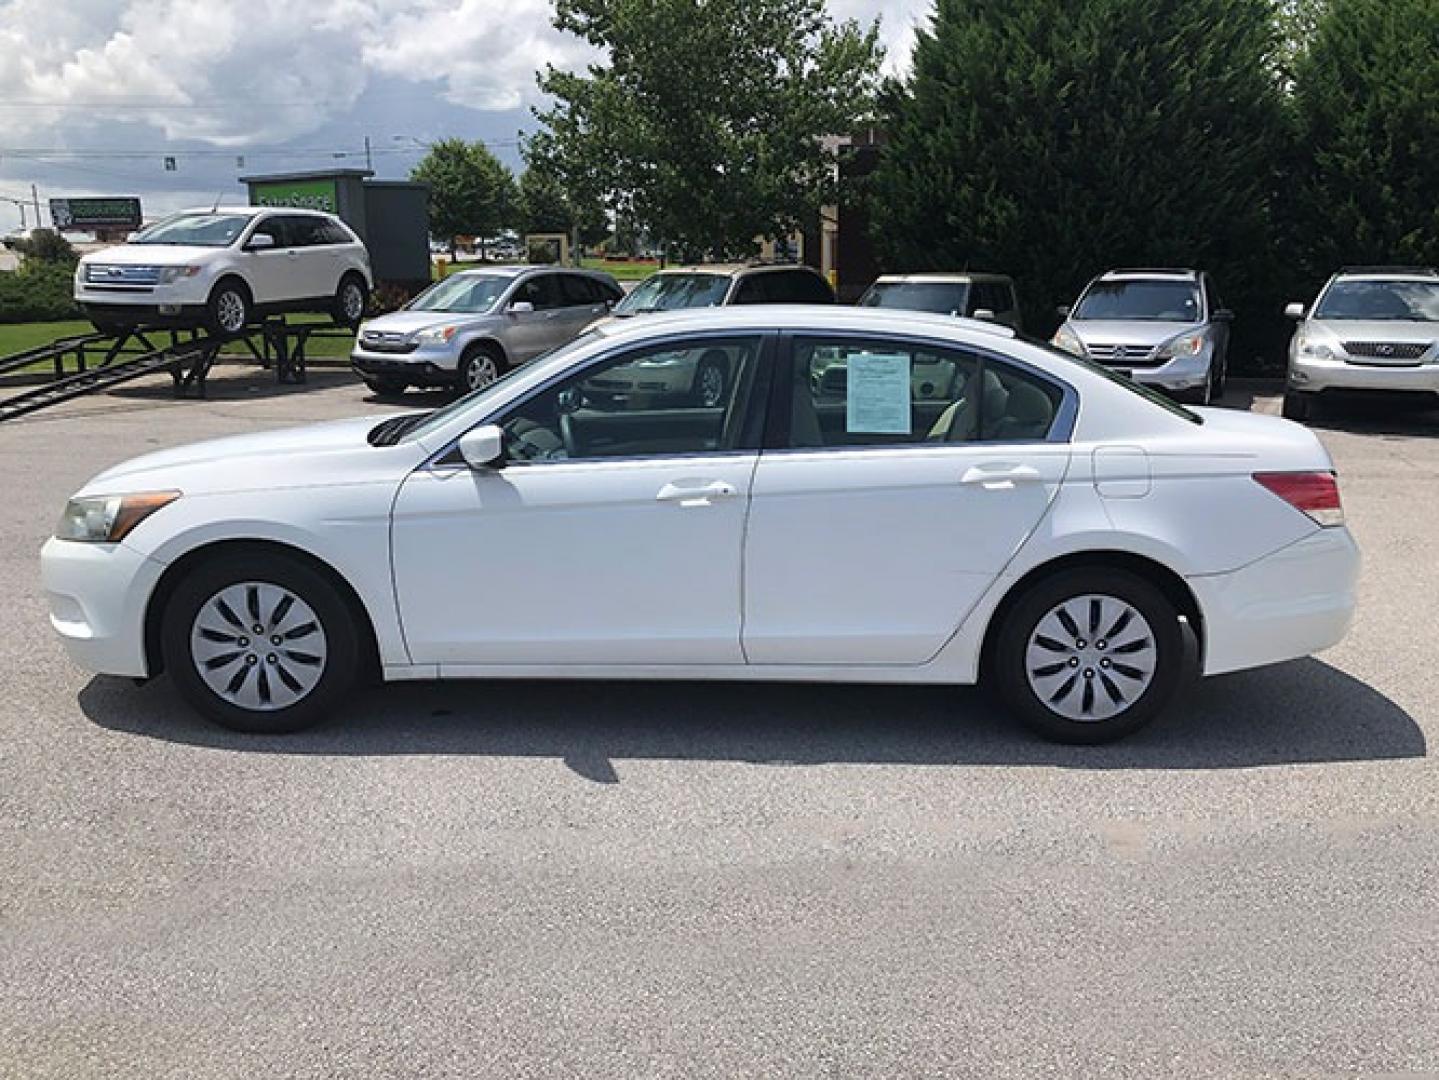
[41,537,165,678]
[1289,353,1439,395]
[350,351,459,387]
[1092,351,1212,393]
[1189,527,1360,676]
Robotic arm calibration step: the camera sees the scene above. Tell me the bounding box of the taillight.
[1253,471,1344,527]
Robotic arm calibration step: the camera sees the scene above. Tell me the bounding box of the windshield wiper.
[368,412,433,446]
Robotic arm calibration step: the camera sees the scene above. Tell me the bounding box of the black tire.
[206,279,252,336]
[990,567,1185,744]
[1282,390,1314,421]
[160,550,360,734]
[332,273,368,328]
[691,350,730,407]
[457,343,506,394]
[1214,356,1228,398]
[364,376,408,397]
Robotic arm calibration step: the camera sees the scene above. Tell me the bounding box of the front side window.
[1074,280,1201,322]
[770,270,834,304]
[1315,279,1439,321]
[788,337,1063,449]
[614,273,730,314]
[499,336,764,463]
[559,274,600,306]
[248,217,288,248]
[514,274,562,310]
[129,213,251,248]
[860,281,970,317]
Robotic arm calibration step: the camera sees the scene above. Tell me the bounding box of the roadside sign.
[49,197,143,232]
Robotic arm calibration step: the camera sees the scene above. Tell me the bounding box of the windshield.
[615,273,729,314]
[1074,280,1201,322]
[399,332,602,443]
[129,213,250,247]
[1030,336,1203,425]
[408,274,511,314]
[860,281,970,316]
[1314,279,1439,322]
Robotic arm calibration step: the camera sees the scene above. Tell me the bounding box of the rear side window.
[559,274,598,306]
[280,216,329,247]
[786,336,1064,449]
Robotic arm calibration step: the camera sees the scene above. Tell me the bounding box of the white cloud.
[0,0,925,149]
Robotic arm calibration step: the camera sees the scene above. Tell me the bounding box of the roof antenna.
[211,191,224,213]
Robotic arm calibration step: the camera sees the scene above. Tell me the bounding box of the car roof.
[592,304,1016,344]
[873,272,1013,285]
[1332,266,1439,281]
[1097,268,1199,281]
[656,263,820,278]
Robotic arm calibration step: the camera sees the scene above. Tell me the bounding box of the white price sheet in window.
[845,352,912,435]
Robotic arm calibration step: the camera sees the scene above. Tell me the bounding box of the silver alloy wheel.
[1024,593,1157,722]
[215,289,247,333]
[464,353,499,390]
[341,280,365,322]
[698,364,725,407]
[189,581,328,712]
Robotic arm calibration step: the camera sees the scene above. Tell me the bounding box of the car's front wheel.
[991,568,1184,743]
[692,351,730,407]
[161,550,360,733]
[363,376,408,398]
[1282,390,1316,421]
[458,344,505,393]
[206,280,252,336]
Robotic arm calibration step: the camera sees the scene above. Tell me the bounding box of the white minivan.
[74,207,372,336]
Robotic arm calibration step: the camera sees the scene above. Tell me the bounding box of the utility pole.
[31,183,41,228]
[364,136,372,171]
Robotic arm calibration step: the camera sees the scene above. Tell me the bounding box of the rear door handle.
[960,464,1042,490]
[656,480,738,507]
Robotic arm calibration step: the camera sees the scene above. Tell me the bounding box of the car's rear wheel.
[991,568,1184,743]
[161,550,360,734]
[332,273,368,328]
[207,280,251,336]
[458,344,505,393]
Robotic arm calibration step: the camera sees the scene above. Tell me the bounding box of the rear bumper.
[1290,354,1439,394]
[41,537,164,678]
[1189,527,1360,676]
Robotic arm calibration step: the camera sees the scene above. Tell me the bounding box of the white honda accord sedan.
[41,306,1359,743]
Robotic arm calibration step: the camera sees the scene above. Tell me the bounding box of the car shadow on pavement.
[79,657,1423,780]
[1303,394,1439,437]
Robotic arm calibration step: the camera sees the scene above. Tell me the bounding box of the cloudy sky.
[0,0,930,230]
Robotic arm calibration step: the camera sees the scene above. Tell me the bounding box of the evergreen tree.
[871,0,1287,349]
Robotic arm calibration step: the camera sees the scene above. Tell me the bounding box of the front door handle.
[960,464,1042,490]
[656,480,738,507]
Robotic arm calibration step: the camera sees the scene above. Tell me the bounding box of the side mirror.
[1213,308,1235,322]
[1055,304,1071,319]
[1284,302,1306,320]
[246,233,276,252]
[508,300,534,314]
[971,308,997,322]
[458,424,504,469]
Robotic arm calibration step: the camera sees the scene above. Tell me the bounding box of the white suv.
[75,207,372,336]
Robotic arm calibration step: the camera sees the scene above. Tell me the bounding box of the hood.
[360,310,495,337]
[80,243,226,267]
[1070,320,1198,348]
[1306,318,1439,344]
[78,415,415,497]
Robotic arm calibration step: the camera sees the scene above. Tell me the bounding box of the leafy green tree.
[1290,0,1439,274]
[517,164,610,253]
[531,0,884,261]
[13,228,77,266]
[411,138,517,257]
[870,0,1288,360]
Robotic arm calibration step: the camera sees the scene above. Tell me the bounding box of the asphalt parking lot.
[2,366,1437,1079]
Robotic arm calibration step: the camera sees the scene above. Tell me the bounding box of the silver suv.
[1051,268,1233,404]
[1283,266,1439,421]
[351,266,623,395]
[858,272,1023,330]
[604,263,835,321]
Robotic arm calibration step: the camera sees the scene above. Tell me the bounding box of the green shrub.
[0,262,83,323]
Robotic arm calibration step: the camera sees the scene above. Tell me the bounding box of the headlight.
[158,266,202,284]
[55,491,180,543]
[415,325,459,344]
[1157,331,1206,360]
[1297,337,1334,361]
[1051,325,1085,356]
